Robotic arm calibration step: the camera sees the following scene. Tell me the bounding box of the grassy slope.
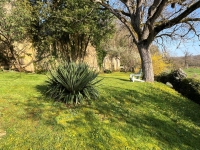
[0,71,200,149]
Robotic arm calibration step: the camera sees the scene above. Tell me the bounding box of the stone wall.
[103,55,120,71]
[0,41,121,72]
[1,1,35,72]
[75,43,121,72]
[14,41,35,72]
[83,43,99,71]
[0,41,35,72]
[83,45,121,72]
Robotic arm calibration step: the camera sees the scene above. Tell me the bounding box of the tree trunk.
[137,43,154,82]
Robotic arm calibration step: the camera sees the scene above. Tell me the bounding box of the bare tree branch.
[93,0,138,43]
[155,1,200,34]
[112,9,131,17]
[181,17,200,22]
[148,0,167,24]
[92,0,200,82]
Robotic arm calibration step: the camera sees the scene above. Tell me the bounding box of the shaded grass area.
[0,71,200,149]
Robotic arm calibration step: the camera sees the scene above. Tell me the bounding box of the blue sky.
[169,37,200,57]
[156,33,200,57]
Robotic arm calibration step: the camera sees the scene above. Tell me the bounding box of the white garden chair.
[130,69,144,82]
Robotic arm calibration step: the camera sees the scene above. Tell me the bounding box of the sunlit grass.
[184,67,200,80]
[0,71,200,149]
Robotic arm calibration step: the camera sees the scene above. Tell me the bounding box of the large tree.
[0,0,32,70]
[92,0,200,82]
[29,0,114,64]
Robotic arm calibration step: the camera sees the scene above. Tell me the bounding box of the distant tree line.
[171,55,200,68]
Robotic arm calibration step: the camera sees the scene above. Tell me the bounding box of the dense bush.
[46,62,101,104]
[155,69,186,89]
[156,69,200,105]
[152,52,171,76]
[155,72,169,83]
[104,69,112,73]
[179,78,200,105]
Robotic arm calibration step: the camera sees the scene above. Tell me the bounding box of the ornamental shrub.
[152,52,171,76]
[45,62,101,104]
[155,72,169,83]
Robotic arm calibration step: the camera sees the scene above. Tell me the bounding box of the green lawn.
[184,67,200,80]
[0,71,200,149]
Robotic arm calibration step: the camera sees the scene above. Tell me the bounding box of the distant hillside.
[170,54,200,68]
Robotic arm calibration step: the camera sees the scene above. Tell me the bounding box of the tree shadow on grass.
[17,98,65,127]
[87,86,200,149]
[100,84,200,124]
[16,84,70,128]
[122,114,200,149]
[16,82,200,149]
[142,85,200,125]
[35,84,47,94]
[99,76,129,80]
[118,78,130,82]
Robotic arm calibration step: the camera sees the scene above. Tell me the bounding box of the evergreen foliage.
[29,0,114,64]
[0,0,114,70]
[0,0,32,69]
[46,62,101,104]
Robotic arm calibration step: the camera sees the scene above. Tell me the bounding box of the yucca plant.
[45,62,101,104]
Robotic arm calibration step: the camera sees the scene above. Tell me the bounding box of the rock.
[166,82,173,88]
[172,68,187,80]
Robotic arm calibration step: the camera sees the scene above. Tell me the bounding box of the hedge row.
[156,69,200,105]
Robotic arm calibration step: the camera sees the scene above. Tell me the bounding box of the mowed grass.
[184,67,200,80]
[0,71,200,149]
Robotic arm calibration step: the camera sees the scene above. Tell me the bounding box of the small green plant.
[46,62,101,104]
[104,69,112,73]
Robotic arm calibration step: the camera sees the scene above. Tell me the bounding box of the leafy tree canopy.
[0,0,32,68]
[29,0,114,63]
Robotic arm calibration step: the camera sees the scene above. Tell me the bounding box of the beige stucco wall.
[83,43,99,71]
[84,44,121,72]
[103,55,120,71]
[1,40,120,72]
[14,41,35,72]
